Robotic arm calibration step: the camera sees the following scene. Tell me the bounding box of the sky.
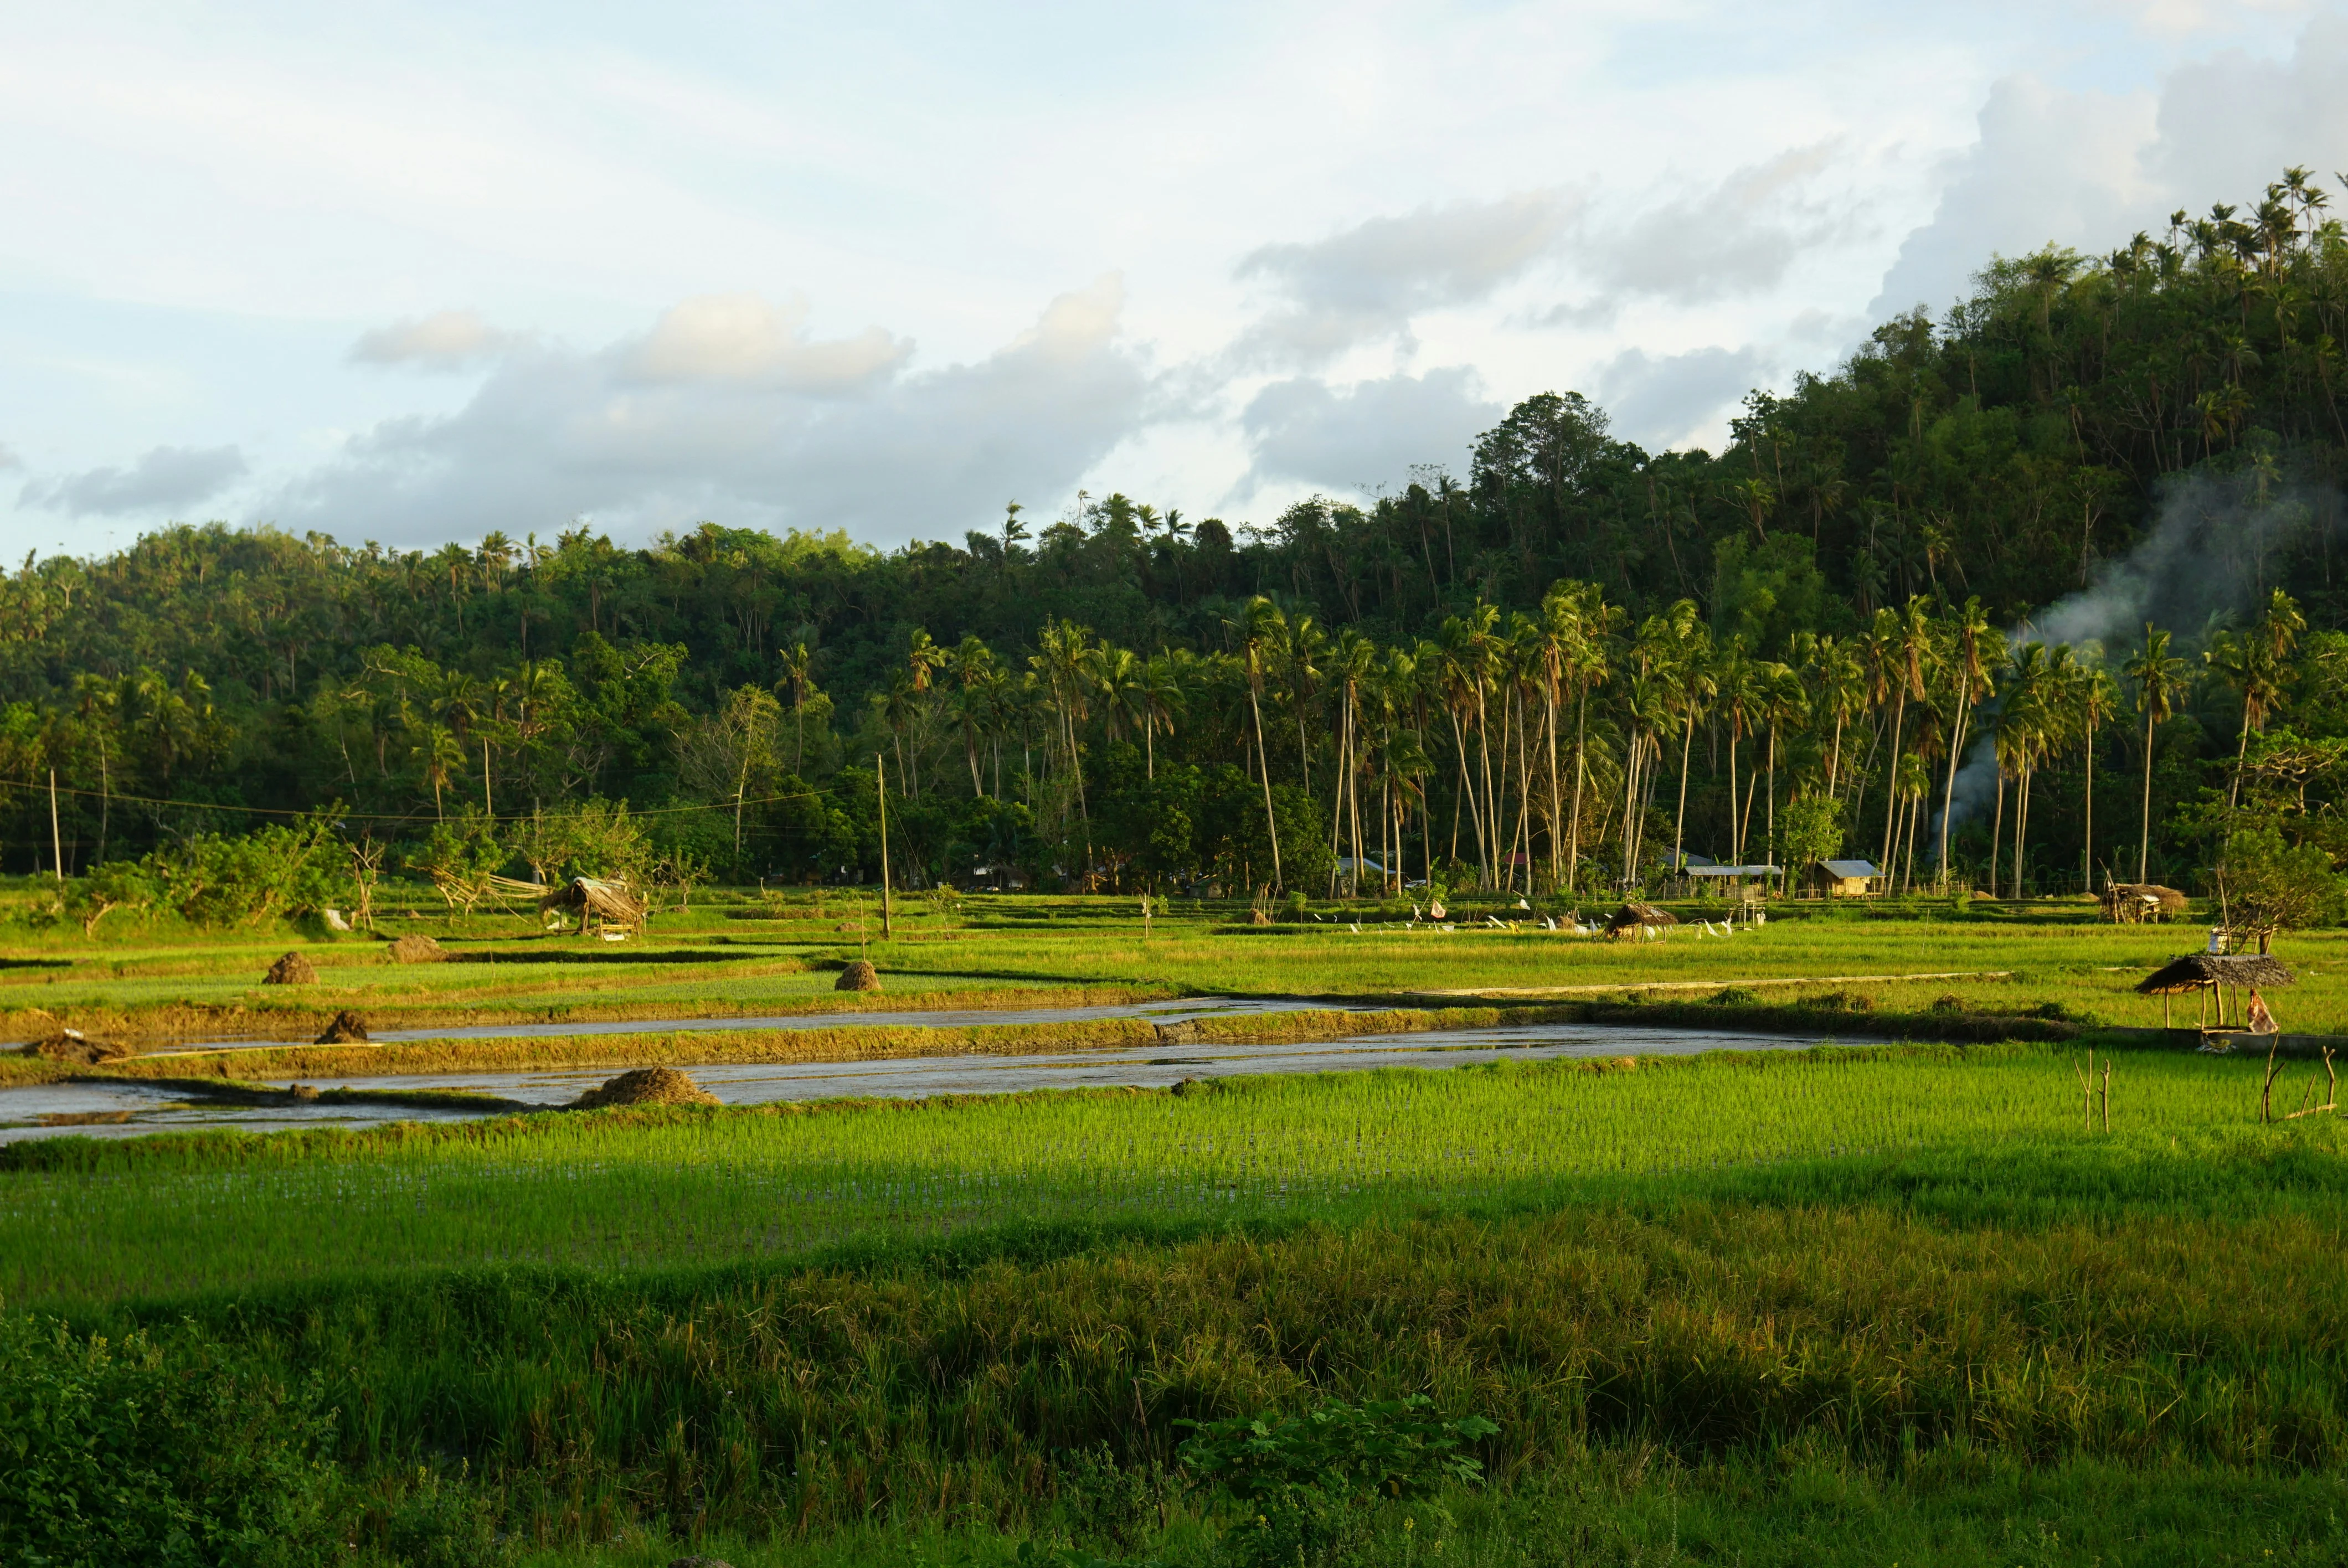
[3,0,2346,562]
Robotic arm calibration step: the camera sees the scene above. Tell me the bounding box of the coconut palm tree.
[948,635,997,796]
[777,640,820,773]
[2122,625,2191,880]
[1134,651,1188,781]
[1933,597,1999,886]
[1231,598,1288,888]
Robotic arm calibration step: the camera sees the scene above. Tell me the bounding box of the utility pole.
[48,768,63,882]
[877,753,894,937]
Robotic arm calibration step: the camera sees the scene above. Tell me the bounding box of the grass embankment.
[27,1129,2348,1565]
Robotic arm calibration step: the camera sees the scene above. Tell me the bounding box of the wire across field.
[9,1039,2335,1309]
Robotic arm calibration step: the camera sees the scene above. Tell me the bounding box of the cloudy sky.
[3,1,2346,560]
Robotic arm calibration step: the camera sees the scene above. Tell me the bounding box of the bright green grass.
[14,903,2344,1037]
[7,1039,2332,1308]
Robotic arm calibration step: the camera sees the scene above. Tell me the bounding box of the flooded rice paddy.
[3,1018,1884,1141]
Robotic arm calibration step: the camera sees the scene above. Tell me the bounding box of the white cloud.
[1598,347,1770,452]
[1872,16,2348,322]
[0,443,20,471]
[1562,146,1851,320]
[280,277,1149,547]
[1240,367,1500,496]
[627,294,911,391]
[1232,194,1580,367]
[22,444,247,516]
[351,310,526,370]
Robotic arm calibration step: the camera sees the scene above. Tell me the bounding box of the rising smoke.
[1935,466,2345,844]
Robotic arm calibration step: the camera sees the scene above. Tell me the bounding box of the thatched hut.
[2102,883,2190,924]
[539,876,646,937]
[1605,903,1678,939]
[2136,952,2295,1032]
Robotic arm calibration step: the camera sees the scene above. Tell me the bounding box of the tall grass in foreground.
[5,1042,2337,1307]
[46,1147,2348,1553]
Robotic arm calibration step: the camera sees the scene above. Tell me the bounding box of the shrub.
[0,1312,342,1567]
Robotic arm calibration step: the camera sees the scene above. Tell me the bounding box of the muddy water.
[2,1021,1885,1141]
[144,996,1354,1055]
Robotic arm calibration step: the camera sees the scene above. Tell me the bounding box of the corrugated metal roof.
[1820,859,1880,878]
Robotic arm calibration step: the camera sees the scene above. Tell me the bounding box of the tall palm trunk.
[2082,725,2095,893]
[2012,763,2032,900]
[1567,688,1590,890]
[1727,730,1741,866]
[1935,701,1970,890]
[1880,693,1907,868]
[2139,712,2156,881]
[1989,769,2005,900]
[1672,712,1695,878]
[1248,683,1281,888]
[1544,688,1563,889]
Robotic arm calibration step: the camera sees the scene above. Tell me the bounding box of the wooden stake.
[2075,1054,2092,1132]
[2102,1057,2110,1132]
[48,768,63,883]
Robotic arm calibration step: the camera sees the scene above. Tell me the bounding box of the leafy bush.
[1177,1395,1495,1506]
[0,1312,342,1566]
[66,816,349,932]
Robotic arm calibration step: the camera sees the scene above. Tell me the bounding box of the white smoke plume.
[1935,468,2345,846]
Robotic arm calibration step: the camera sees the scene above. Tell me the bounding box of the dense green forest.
[7,169,2348,910]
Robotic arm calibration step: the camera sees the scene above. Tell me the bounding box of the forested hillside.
[6,169,2348,907]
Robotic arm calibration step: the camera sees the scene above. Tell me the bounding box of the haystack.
[1249,907,1272,926]
[386,934,445,963]
[17,1028,134,1065]
[1604,903,1678,938]
[263,951,318,985]
[2102,883,2190,924]
[539,876,646,936]
[836,959,882,992]
[315,1010,371,1044]
[569,1066,720,1110]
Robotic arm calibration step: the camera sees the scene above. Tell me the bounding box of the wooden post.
[48,768,63,883]
[877,754,894,938]
[2075,1054,2091,1132]
[2101,1058,2110,1132]
[2262,1028,2282,1124]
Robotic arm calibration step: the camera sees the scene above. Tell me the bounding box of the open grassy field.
[6,881,2340,1059]
[5,888,2346,1566]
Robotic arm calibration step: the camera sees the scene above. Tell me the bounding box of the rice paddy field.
[5,885,2348,1566]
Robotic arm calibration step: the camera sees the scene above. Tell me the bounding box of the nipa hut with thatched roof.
[1605,903,1678,940]
[2102,883,2190,924]
[2136,952,2295,1033]
[539,876,646,937]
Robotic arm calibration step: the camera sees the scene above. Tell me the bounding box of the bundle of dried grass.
[836,959,882,992]
[315,1010,371,1044]
[569,1066,720,1109]
[385,934,446,963]
[263,951,318,985]
[17,1028,134,1065]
